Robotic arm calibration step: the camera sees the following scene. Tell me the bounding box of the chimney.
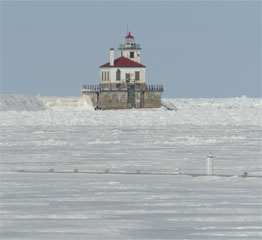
[110,48,114,66]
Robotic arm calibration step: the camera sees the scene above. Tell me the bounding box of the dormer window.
[130,52,134,58]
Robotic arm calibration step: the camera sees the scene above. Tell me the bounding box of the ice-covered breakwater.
[0,94,47,111]
[1,94,261,112]
[161,96,262,110]
[0,94,261,127]
[0,94,94,111]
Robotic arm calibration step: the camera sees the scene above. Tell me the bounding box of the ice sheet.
[1,94,261,239]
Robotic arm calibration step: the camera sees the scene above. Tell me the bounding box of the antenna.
[127,24,128,34]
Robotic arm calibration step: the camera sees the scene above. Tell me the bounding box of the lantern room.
[125,32,135,45]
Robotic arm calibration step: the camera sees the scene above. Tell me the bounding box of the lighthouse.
[99,32,146,89]
[82,32,163,110]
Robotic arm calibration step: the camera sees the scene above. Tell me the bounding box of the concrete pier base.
[82,84,163,110]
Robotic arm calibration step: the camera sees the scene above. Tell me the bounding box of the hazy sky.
[1,1,261,97]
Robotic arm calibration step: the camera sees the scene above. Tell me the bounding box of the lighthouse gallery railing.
[82,84,163,92]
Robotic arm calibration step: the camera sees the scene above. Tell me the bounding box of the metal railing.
[82,85,101,90]
[145,85,164,91]
[82,84,163,92]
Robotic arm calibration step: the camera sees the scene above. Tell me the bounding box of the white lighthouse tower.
[119,32,141,63]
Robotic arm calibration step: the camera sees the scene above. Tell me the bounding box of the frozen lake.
[1,95,261,239]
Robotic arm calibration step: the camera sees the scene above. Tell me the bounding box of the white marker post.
[207,153,214,176]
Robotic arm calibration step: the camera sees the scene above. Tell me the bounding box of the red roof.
[100,57,145,68]
[125,32,134,39]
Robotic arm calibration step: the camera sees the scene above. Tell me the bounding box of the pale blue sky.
[1,1,261,97]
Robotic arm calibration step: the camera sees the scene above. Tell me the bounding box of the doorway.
[126,73,130,83]
[127,85,135,108]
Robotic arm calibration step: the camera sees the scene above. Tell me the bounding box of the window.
[135,71,140,81]
[107,72,109,81]
[116,70,121,81]
[102,72,104,81]
[130,52,134,58]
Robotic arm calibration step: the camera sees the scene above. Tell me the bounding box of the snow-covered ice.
[0,94,261,239]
